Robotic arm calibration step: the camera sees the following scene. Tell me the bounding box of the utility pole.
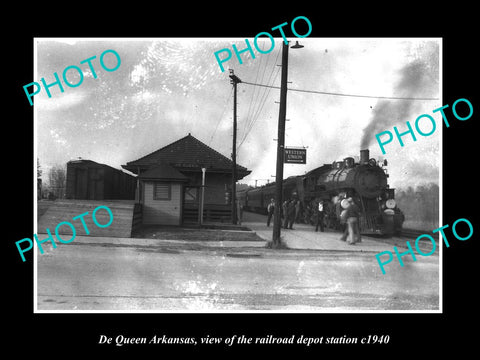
[272,42,289,247]
[229,69,242,225]
[271,40,303,247]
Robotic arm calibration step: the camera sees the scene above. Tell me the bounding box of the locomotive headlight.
[385,199,396,209]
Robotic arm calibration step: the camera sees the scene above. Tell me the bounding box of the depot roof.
[122,133,251,180]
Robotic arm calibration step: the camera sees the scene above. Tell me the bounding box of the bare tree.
[396,183,439,230]
[47,164,66,199]
[37,158,42,178]
[37,158,43,199]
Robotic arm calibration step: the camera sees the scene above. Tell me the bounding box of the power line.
[237,67,281,152]
[249,50,281,126]
[243,43,264,135]
[242,45,274,140]
[241,81,439,101]
[237,46,282,152]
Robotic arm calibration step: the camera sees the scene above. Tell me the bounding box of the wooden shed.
[65,159,136,200]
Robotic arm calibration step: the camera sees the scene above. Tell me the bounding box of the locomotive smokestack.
[360,149,369,164]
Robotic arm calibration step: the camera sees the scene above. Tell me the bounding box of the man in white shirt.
[266,198,275,227]
[315,200,325,232]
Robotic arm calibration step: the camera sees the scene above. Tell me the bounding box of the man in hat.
[336,194,348,240]
[345,197,361,244]
[295,200,302,223]
[236,198,243,225]
[315,200,325,232]
[286,200,296,229]
[282,200,289,228]
[266,198,275,227]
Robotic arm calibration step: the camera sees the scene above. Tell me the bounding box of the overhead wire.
[236,74,437,155]
[248,50,281,127]
[237,43,282,152]
[240,81,439,101]
[230,48,438,174]
[237,67,280,152]
[244,66,281,138]
[242,41,269,140]
[235,46,439,153]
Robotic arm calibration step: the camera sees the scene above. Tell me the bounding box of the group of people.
[265,195,361,245]
[266,198,299,229]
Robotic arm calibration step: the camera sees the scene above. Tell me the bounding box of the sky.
[35,37,441,190]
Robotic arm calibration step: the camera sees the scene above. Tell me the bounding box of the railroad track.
[400,228,439,242]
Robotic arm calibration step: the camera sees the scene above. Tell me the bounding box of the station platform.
[242,211,438,255]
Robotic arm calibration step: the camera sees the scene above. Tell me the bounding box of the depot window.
[154,183,171,200]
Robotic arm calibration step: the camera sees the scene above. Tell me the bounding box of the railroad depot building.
[122,133,251,225]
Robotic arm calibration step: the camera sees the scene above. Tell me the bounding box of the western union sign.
[284,147,306,164]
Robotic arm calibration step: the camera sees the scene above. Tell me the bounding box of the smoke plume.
[360,44,439,150]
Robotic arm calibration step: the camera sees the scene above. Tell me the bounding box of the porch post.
[135,166,140,202]
[199,167,206,225]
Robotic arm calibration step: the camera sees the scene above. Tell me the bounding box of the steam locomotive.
[237,149,404,236]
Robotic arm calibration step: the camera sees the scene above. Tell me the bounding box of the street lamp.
[271,40,303,248]
[291,41,304,49]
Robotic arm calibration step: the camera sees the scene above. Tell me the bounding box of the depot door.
[183,186,199,223]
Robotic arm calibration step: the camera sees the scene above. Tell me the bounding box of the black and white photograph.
[33,37,441,312]
[7,8,479,356]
